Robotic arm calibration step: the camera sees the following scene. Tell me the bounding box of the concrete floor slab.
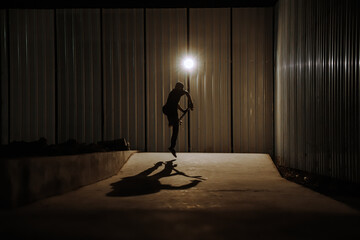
[1,153,359,239]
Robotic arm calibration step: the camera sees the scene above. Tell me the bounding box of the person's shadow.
[106,160,205,197]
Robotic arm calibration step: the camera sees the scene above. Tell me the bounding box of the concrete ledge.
[0,150,137,208]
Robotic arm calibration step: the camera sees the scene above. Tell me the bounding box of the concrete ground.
[1,152,359,239]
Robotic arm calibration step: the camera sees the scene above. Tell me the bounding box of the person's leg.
[167,113,178,158]
[170,121,179,149]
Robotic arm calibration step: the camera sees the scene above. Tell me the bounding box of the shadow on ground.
[107,160,205,197]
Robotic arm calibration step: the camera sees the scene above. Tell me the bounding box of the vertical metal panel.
[247,8,257,152]
[264,8,274,156]
[102,9,145,150]
[232,8,274,154]
[274,0,283,167]
[234,8,249,153]
[8,10,55,144]
[0,10,9,144]
[56,9,102,144]
[275,0,360,183]
[356,0,359,183]
[295,0,306,172]
[146,9,187,152]
[288,0,296,168]
[189,8,231,152]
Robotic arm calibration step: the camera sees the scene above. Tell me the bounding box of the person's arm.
[177,104,185,113]
[184,91,194,110]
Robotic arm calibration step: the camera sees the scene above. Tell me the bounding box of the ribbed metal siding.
[8,10,55,143]
[275,0,360,183]
[56,9,102,144]
[1,8,275,154]
[102,9,145,150]
[232,8,273,154]
[0,10,9,144]
[189,8,231,152]
[146,9,188,152]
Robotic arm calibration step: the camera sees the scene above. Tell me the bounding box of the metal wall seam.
[144,8,148,151]
[100,8,104,143]
[230,8,233,153]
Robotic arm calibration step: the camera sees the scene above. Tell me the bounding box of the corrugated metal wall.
[189,8,231,152]
[56,9,102,144]
[1,8,274,154]
[8,10,56,143]
[232,8,274,154]
[102,9,145,150]
[0,10,9,144]
[146,9,188,152]
[275,0,360,183]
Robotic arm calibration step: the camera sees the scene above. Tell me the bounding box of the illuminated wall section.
[275,0,360,183]
[233,8,274,154]
[189,8,231,152]
[146,9,188,152]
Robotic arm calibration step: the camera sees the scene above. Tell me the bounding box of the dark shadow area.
[0,138,130,158]
[2,0,278,9]
[2,209,360,239]
[277,165,360,211]
[107,160,205,197]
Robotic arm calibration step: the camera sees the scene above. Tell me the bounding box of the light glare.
[183,57,195,70]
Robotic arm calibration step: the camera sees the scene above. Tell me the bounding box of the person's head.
[175,82,184,90]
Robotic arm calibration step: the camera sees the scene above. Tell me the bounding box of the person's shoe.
[168,147,177,158]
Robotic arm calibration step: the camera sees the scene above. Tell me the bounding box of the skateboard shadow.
[106,160,205,197]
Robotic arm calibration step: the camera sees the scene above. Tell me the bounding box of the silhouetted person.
[162,82,194,158]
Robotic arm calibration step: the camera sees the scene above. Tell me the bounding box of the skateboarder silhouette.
[162,82,194,158]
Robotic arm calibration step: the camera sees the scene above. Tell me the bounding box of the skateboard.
[179,107,190,121]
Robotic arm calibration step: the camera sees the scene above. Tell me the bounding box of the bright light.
[183,57,195,70]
